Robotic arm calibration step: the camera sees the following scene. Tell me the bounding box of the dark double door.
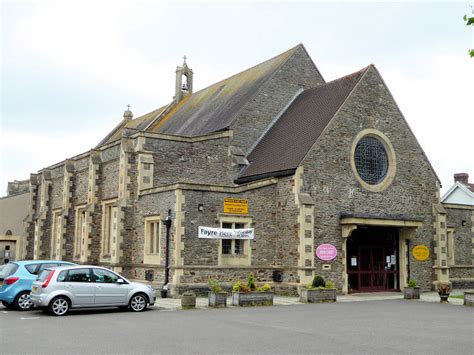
[347,228,399,292]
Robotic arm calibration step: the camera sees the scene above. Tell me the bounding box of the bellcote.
[175,55,193,103]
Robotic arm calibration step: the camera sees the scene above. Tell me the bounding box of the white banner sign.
[198,226,254,240]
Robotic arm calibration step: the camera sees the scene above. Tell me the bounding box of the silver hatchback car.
[30,265,155,316]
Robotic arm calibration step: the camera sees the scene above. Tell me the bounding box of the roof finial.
[123,104,133,120]
[183,55,187,65]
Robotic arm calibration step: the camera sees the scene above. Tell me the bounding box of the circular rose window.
[354,136,388,185]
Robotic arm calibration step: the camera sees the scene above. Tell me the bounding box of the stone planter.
[208,292,227,308]
[181,292,196,309]
[232,291,273,306]
[464,292,474,307]
[403,287,420,300]
[299,288,337,303]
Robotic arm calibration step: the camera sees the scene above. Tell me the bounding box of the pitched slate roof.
[236,66,369,183]
[98,45,306,146]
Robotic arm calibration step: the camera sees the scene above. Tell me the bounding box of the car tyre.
[14,291,33,311]
[129,293,147,312]
[2,300,15,309]
[48,296,70,316]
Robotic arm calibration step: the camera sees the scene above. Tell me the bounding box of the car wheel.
[2,300,15,309]
[48,296,70,316]
[129,293,147,312]
[14,291,33,311]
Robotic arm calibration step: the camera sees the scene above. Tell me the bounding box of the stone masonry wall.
[300,66,439,291]
[445,207,473,266]
[131,190,176,282]
[50,177,63,210]
[102,160,119,200]
[230,45,325,155]
[144,136,233,187]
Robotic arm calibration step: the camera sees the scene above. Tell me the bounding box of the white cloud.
[11,1,173,103]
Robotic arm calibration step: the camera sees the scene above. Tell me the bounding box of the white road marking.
[20,317,40,320]
[3,311,8,314]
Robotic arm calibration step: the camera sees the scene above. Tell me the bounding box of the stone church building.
[11,44,473,294]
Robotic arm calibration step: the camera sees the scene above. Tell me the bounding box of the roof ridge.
[303,65,371,94]
[181,44,303,99]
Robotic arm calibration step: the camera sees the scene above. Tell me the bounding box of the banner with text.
[198,226,254,239]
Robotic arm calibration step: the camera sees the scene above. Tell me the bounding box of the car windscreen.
[37,269,53,282]
[0,263,19,278]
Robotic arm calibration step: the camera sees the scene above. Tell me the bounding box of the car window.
[93,269,119,283]
[65,269,91,282]
[0,263,19,278]
[37,263,60,275]
[37,269,53,282]
[25,264,40,274]
[57,270,68,282]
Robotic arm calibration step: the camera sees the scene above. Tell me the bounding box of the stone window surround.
[100,198,117,259]
[144,215,161,265]
[446,227,455,265]
[218,214,252,266]
[350,128,396,193]
[50,209,62,260]
[73,204,87,261]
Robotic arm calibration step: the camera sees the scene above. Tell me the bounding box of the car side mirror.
[116,279,125,285]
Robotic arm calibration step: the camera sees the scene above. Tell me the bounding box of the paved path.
[155,289,471,310]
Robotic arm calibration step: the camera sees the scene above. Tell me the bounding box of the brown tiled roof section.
[237,67,369,182]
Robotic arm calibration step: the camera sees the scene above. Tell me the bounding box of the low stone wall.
[449,266,474,289]
[464,292,474,307]
[449,266,474,279]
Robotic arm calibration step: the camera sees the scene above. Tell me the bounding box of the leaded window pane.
[355,136,388,185]
[222,239,232,254]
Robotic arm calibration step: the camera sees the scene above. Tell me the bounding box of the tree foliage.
[464,14,474,57]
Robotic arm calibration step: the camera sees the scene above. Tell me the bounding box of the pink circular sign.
[316,244,337,261]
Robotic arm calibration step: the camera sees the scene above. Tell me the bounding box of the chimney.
[454,173,469,185]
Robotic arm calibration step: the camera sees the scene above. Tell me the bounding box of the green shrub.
[233,280,250,293]
[208,278,224,293]
[247,272,257,291]
[407,280,417,288]
[258,284,272,292]
[325,280,335,289]
[311,275,326,288]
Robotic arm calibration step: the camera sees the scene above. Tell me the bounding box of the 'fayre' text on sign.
[198,226,254,239]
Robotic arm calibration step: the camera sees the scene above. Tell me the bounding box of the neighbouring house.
[441,173,474,288]
[0,180,30,264]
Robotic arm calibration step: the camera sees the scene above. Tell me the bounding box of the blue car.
[0,260,75,311]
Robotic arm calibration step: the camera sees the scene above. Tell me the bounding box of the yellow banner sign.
[412,245,430,261]
[224,198,248,214]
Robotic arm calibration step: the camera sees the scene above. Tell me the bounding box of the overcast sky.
[1,0,473,197]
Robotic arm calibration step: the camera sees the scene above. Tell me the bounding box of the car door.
[92,268,128,306]
[63,268,95,306]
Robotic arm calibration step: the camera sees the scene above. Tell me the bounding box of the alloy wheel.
[50,297,69,316]
[15,292,33,311]
[130,294,147,312]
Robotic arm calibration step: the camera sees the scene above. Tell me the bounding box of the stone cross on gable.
[183,55,187,65]
[127,104,131,111]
